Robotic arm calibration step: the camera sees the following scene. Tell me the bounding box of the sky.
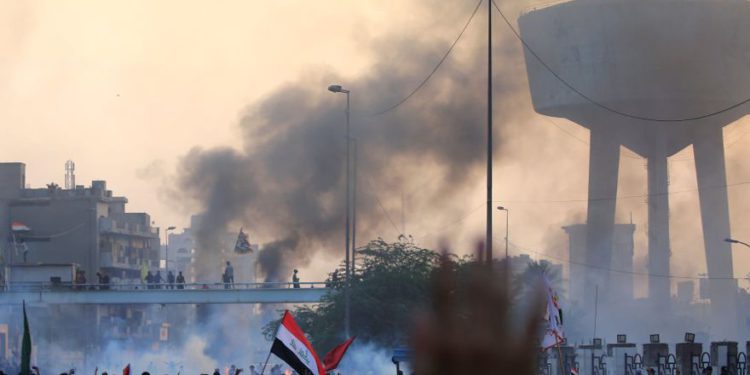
[3,0,750,293]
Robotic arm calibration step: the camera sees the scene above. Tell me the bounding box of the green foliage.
[263,238,445,352]
[261,240,564,354]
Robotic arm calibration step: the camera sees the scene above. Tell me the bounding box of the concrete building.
[520,0,750,339]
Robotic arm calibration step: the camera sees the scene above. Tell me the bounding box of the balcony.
[99,217,159,238]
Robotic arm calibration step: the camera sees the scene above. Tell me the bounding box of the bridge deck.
[0,282,330,305]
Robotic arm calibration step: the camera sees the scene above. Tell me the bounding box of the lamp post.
[725,238,750,249]
[165,226,176,271]
[328,83,352,339]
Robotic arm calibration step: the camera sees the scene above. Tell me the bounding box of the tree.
[263,237,446,351]
[262,240,564,353]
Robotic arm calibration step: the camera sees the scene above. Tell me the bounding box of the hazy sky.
[3,1,750,291]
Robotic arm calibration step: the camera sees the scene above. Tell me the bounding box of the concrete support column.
[647,126,671,304]
[585,127,620,314]
[693,126,738,340]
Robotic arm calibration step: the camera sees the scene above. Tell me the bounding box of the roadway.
[0,282,330,305]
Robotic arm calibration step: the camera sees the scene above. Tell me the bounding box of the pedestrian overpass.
[0,282,330,305]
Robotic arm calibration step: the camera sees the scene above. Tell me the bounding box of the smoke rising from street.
[174,0,530,281]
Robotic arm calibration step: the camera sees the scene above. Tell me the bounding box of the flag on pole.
[541,274,565,350]
[21,301,32,375]
[233,228,252,254]
[12,221,31,232]
[123,364,130,375]
[323,336,356,371]
[269,310,325,375]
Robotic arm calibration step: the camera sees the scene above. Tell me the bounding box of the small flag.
[234,228,252,254]
[12,221,31,232]
[21,301,32,375]
[269,310,325,375]
[323,336,356,371]
[123,364,130,375]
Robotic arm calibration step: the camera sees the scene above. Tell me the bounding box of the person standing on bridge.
[146,271,154,289]
[224,261,234,289]
[292,269,300,289]
[155,270,164,289]
[176,271,185,289]
[167,270,175,289]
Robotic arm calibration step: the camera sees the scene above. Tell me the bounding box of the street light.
[496,206,509,261]
[328,83,352,339]
[165,226,176,271]
[726,237,750,249]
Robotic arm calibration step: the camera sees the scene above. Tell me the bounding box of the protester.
[167,270,175,289]
[155,270,164,289]
[224,261,234,288]
[101,271,110,290]
[292,269,300,289]
[146,271,154,290]
[176,271,185,289]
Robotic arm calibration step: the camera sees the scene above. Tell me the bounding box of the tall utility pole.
[486,0,494,264]
[351,139,357,274]
[327,84,352,339]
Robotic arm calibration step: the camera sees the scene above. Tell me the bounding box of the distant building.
[0,163,159,281]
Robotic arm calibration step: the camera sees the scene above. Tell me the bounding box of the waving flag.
[268,310,325,375]
[12,221,31,232]
[21,301,31,375]
[234,228,252,254]
[323,336,356,371]
[541,274,564,350]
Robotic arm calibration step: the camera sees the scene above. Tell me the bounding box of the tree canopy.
[262,238,562,354]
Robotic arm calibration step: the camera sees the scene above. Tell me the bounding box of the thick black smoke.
[175,1,528,281]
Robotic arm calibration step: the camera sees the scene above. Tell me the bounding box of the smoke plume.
[174,0,529,281]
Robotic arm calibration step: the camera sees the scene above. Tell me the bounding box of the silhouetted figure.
[225,261,234,288]
[167,270,175,289]
[176,271,185,289]
[292,269,300,288]
[155,270,164,289]
[146,271,154,289]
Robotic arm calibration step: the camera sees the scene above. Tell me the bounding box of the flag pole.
[260,314,285,375]
[556,343,565,375]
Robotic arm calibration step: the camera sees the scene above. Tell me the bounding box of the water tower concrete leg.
[585,127,620,312]
[647,126,671,305]
[693,127,738,339]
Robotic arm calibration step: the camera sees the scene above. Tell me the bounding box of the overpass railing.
[3,281,329,292]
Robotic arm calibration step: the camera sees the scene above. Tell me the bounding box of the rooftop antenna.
[64,160,75,189]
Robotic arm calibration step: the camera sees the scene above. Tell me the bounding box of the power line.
[499,238,744,281]
[361,173,403,238]
[491,0,750,123]
[365,0,484,117]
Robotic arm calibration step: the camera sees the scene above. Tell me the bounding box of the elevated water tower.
[519,0,750,339]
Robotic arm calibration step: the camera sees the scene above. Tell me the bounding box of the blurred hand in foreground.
[412,243,544,375]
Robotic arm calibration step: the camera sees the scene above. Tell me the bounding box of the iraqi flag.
[234,228,252,254]
[323,336,356,371]
[12,221,31,232]
[270,311,325,375]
